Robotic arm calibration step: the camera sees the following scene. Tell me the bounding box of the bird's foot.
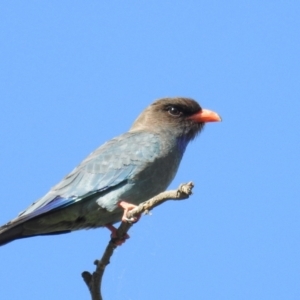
[118,201,141,223]
[105,224,129,246]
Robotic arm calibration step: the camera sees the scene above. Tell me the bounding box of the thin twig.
[82,182,194,300]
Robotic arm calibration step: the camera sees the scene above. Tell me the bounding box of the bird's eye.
[167,106,182,117]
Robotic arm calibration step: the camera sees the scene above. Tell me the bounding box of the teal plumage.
[0,97,221,246]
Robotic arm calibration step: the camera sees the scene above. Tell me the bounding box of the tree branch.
[82,182,194,300]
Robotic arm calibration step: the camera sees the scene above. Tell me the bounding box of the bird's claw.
[122,215,138,223]
[105,224,129,246]
[118,201,141,223]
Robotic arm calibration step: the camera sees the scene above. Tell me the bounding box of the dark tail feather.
[0,223,72,246]
[0,224,24,246]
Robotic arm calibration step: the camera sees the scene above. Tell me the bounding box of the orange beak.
[189,108,222,123]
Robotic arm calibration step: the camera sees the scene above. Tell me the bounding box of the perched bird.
[0,97,221,246]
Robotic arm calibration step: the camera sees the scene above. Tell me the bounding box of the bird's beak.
[189,109,222,123]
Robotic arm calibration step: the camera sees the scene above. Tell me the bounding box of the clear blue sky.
[0,2,299,299]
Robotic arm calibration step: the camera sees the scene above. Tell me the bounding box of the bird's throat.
[176,136,190,154]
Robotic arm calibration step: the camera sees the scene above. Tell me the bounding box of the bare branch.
[82,182,194,300]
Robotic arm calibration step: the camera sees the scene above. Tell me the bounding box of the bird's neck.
[176,135,190,154]
[156,129,191,155]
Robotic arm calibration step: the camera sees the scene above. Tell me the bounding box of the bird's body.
[0,97,221,246]
[16,131,182,234]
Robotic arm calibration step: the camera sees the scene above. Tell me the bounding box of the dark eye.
[168,106,182,117]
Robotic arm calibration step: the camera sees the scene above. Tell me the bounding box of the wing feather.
[13,132,160,224]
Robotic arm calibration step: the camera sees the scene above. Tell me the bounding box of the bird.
[0,97,221,246]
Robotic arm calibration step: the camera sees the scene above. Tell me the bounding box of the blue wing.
[13,131,161,224]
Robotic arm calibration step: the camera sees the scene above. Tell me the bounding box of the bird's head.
[130,97,221,143]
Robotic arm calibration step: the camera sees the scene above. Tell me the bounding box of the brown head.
[130,97,221,142]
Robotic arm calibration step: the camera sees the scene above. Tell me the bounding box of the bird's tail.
[0,221,72,246]
[0,223,24,246]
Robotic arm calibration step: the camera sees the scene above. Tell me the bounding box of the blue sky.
[0,1,299,299]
